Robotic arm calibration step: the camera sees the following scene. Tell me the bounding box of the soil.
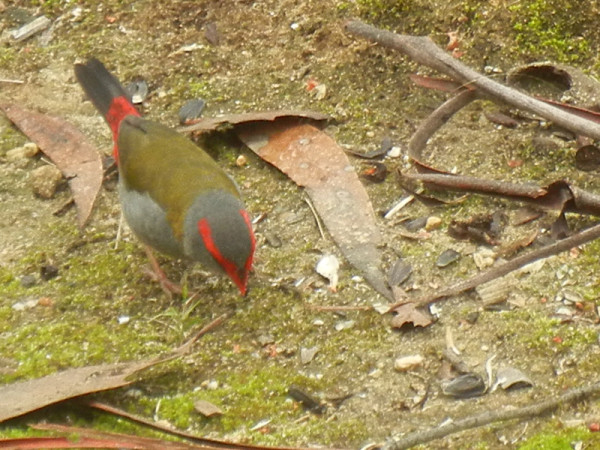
[2,0,600,448]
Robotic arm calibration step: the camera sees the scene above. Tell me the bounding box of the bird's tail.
[74,58,140,145]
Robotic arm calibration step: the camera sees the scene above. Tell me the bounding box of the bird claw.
[143,246,182,297]
[142,266,182,296]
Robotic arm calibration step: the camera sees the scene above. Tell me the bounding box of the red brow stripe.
[198,218,248,295]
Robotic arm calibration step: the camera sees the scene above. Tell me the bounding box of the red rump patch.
[197,209,255,296]
[106,96,140,161]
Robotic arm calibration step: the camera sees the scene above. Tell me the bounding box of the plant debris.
[442,373,487,398]
[288,385,326,414]
[390,303,433,328]
[0,359,167,422]
[237,117,394,300]
[493,367,534,391]
[436,249,461,268]
[194,400,223,418]
[1,103,102,228]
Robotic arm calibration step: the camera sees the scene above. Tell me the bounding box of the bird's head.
[184,190,255,295]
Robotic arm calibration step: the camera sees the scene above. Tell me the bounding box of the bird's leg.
[142,245,182,296]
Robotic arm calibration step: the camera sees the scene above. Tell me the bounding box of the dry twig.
[382,380,600,449]
[345,21,600,140]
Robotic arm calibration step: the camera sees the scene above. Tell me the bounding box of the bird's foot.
[143,246,182,296]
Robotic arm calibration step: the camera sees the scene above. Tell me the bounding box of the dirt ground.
[3,0,600,448]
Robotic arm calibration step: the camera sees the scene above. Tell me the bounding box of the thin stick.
[304,195,326,239]
[384,195,415,219]
[173,313,229,355]
[345,21,600,140]
[307,304,372,312]
[408,89,477,164]
[0,78,24,84]
[387,221,600,310]
[382,380,600,449]
[114,212,124,250]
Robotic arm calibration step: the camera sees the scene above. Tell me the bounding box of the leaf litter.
[236,118,394,301]
[0,103,102,228]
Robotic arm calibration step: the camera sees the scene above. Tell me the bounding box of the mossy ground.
[2,0,600,448]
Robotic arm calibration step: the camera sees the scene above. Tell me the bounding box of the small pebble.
[125,80,148,104]
[12,298,39,311]
[394,354,424,372]
[263,231,282,248]
[335,320,355,331]
[316,254,340,292]
[202,379,219,390]
[465,311,479,324]
[40,264,59,281]
[20,274,37,288]
[257,334,275,346]
[6,142,39,161]
[556,306,575,317]
[387,145,402,158]
[300,346,319,364]
[313,83,327,100]
[561,289,583,304]
[117,315,130,325]
[31,165,63,198]
[425,216,442,231]
[38,297,53,307]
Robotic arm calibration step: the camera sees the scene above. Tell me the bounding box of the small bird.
[74,58,255,295]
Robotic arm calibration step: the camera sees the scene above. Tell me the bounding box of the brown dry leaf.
[0,358,169,423]
[390,303,433,328]
[0,104,102,228]
[236,118,393,300]
[179,109,329,133]
[402,173,600,216]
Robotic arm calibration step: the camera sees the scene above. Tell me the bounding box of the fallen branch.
[382,380,600,449]
[400,174,600,217]
[387,221,600,310]
[344,20,600,140]
[408,89,477,169]
[306,304,372,312]
[346,20,600,310]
